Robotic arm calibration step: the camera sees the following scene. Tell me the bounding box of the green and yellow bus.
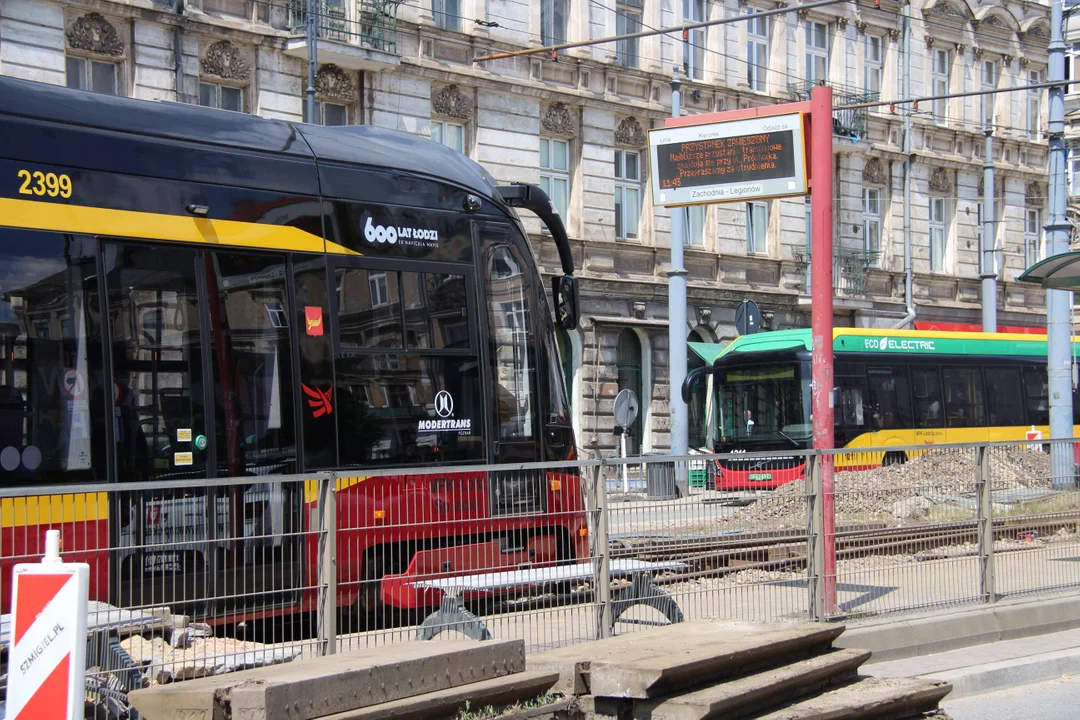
[684,328,1078,490]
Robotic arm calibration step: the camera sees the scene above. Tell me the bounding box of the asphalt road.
[942,676,1080,720]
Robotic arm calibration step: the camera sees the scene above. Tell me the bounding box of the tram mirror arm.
[681,366,715,404]
[497,183,579,330]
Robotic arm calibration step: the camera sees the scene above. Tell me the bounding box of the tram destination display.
[649,113,807,207]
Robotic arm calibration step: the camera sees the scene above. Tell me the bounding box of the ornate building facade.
[0,0,1052,456]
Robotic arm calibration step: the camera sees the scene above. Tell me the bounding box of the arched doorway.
[616,328,644,456]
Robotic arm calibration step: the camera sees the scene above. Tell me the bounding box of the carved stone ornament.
[66,12,124,57]
[978,177,984,196]
[982,14,1008,30]
[797,8,810,20]
[925,35,936,49]
[201,40,250,81]
[774,2,789,9]
[738,0,750,7]
[972,46,984,60]
[954,43,967,56]
[928,167,952,195]
[1028,25,1050,40]
[314,64,355,101]
[855,20,867,35]
[930,2,964,18]
[432,84,473,120]
[1002,54,1013,68]
[887,28,901,42]
[836,17,849,30]
[614,116,647,148]
[1026,182,1045,208]
[1019,57,1031,69]
[863,158,888,186]
[541,102,577,138]
[632,301,647,319]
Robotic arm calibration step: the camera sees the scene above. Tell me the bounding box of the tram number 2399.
[17,169,73,199]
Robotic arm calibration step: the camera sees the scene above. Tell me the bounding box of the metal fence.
[2,439,1079,710]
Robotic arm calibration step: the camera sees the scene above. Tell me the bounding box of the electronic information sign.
[649,113,807,207]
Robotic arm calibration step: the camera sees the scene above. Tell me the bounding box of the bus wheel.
[882,451,906,467]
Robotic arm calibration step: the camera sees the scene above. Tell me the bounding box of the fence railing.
[287,0,401,53]
[792,246,881,297]
[2,439,1078,708]
[787,80,878,140]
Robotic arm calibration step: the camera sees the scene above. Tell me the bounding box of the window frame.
[929,196,947,274]
[862,187,882,256]
[1027,70,1043,140]
[616,0,643,68]
[746,201,768,255]
[198,81,246,113]
[1025,208,1042,268]
[684,0,707,81]
[315,100,349,126]
[747,11,769,92]
[66,55,119,95]
[685,205,706,248]
[431,119,466,153]
[864,35,883,96]
[932,49,950,122]
[980,59,998,128]
[433,0,461,31]
[804,20,830,85]
[539,137,571,223]
[614,149,642,241]
[541,0,567,46]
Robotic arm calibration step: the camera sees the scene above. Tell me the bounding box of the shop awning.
[688,341,727,365]
[1018,252,1080,292]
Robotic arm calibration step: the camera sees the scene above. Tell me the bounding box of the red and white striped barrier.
[5,530,88,720]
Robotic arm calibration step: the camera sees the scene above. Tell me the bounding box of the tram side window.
[206,252,296,476]
[0,230,107,484]
[835,375,868,429]
[485,245,540,462]
[942,367,985,428]
[867,367,912,430]
[333,265,483,466]
[912,367,943,428]
[1023,366,1050,426]
[984,367,1025,427]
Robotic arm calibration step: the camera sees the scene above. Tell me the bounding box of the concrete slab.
[838,595,1080,663]
[129,638,524,720]
[317,670,560,720]
[528,620,844,699]
[630,648,872,720]
[752,676,952,720]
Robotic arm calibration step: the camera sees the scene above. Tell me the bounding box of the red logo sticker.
[302,383,334,418]
[305,306,324,336]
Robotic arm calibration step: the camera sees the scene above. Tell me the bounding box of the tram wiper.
[775,428,801,448]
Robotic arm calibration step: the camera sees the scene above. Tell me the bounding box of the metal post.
[305,0,318,124]
[982,129,997,333]
[594,461,613,638]
[809,84,836,614]
[806,453,825,621]
[316,473,337,655]
[894,2,915,330]
[1048,0,1075,489]
[976,446,996,603]
[620,432,629,493]
[668,68,689,476]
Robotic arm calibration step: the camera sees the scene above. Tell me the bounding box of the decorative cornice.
[314,64,355,101]
[929,2,965,19]
[863,158,888,186]
[1027,25,1050,41]
[614,116,647,148]
[66,12,124,57]
[432,84,472,119]
[201,40,250,81]
[929,167,952,194]
[541,102,577,138]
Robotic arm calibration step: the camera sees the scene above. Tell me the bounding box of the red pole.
[809,84,836,615]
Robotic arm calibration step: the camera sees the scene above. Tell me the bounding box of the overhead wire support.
[835,80,1063,112]
[473,0,850,62]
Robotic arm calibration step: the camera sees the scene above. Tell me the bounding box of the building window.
[929,197,947,273]
[616,0,643,68]
[369,271,390,307]
[431,120,465,153]
[684,0,706,80]
[932,50,950,122]
[616,329,644,455]
[315,100,348,126]
[1072,155,1080,196]
[747,11,769,92]
[685,206,706,247]
[614,149,641,240]
[540,137,570,221]
[542,0,567,46]
[864,35,882,95]
[433,0,460,31]
[981,60,997,128]
[805,21,829,85]
[1025,208,1042,268]
[1070,43,1080,94]
[199,82,244,112]
[1027,70,1043,140]
[863,188,881,256]
[746,201,768,254]
[66,56,117,95]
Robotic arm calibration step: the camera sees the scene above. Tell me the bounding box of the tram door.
[108,244,303,618]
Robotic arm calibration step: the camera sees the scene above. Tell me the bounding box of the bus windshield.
[717,363,811,443]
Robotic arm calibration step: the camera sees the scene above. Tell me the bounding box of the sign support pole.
[809,84,836,614]
[668,69,690,486]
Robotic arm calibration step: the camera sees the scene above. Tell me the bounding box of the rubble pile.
[121,633,300,685]
[726,446,1054,529]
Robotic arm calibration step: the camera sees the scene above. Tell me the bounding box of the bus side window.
[942,367,985,428]
[912,367,943,428]
[984,367,1024,427]
[836,378,867,429]
[1022,366,1049,426]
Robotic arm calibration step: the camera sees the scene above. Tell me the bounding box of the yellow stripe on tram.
[0,197,359,256]
[303,476,369,505]
[0,492,109,528]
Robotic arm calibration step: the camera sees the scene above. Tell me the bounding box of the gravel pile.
[726,446,1054,529]
[121,635,301,684]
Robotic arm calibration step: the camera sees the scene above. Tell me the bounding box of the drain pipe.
[892,2,915,330]
[172,1,185,102]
